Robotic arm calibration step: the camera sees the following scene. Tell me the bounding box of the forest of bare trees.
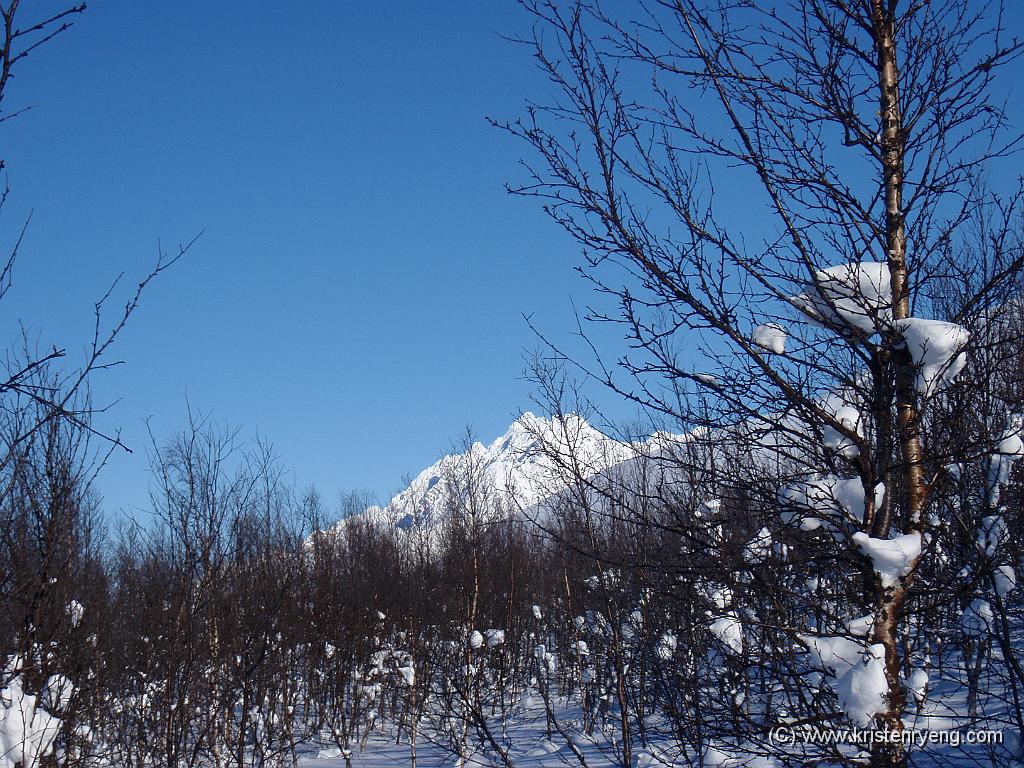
[2,373,1022,766]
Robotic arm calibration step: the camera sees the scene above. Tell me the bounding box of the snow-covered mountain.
[353,412,637,532]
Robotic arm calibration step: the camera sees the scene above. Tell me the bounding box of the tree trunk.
[870,3,925,765]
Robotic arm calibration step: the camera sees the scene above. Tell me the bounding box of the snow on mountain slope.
[343,411,791,538]
[352,412,637,532]
[341,407,827,537]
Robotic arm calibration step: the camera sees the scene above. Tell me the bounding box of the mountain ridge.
[352,412,639,532]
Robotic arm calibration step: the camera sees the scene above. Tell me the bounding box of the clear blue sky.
[1,2,1022,519]
[0,1,621,517]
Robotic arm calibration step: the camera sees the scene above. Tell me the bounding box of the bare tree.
[0,4,196,766]
[504,1,1024,765]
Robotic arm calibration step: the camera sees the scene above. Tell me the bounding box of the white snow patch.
[962,598,994,635]
[699,498,721,518]
[801,635,864,679]
[708,585,733,610]
[398,665,415,687]
[656,631,677,660]
[702,744,738,766]
[67,600,84,629]
[709,613,743,655]
[753,323,787,354]
[852,531,921,588]
[484,629,505,648]
[795,261,891,334]
[895,317,970,397]
[0,659,63,768]
[800,636,887,727]
[977,515,1009,557]
[822,405,862,459]
[834,644,889,727]
[988,415,1024,506]
[845,614,874,638]
[779,476,883,530]
[995,564,1017,598]
[907,668,929,705]
[40,675,73,714]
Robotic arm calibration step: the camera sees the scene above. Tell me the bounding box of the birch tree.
[505,1,1024,765]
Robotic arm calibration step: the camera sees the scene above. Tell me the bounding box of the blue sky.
[0,1,619,516]
[1,2,1023,519]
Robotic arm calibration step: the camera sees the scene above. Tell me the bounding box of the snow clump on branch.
[793,261,891,334]
[894,317,969,397]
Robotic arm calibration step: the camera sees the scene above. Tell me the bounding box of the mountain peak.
[354,413,634,533]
